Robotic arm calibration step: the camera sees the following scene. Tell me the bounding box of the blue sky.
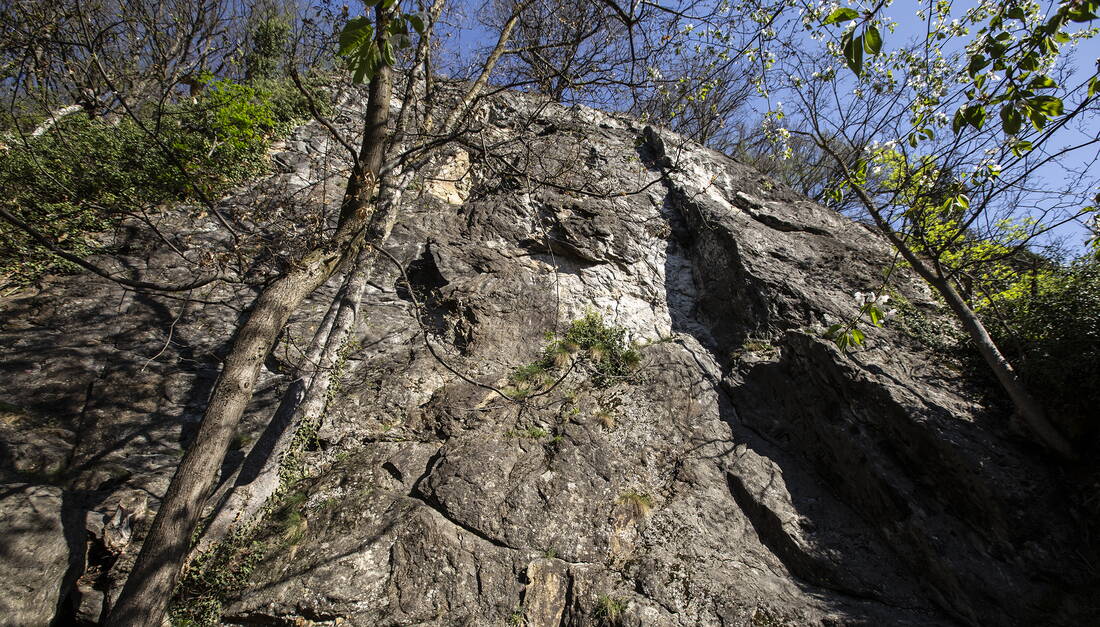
[431,0,1097,254]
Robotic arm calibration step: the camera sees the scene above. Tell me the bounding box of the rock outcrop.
[0,91,1095,626]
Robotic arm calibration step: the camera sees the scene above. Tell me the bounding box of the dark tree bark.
[104,11,396,624]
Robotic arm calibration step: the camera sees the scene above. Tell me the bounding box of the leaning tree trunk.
[190,0,446,556]
[193,246,374,555]
[192,271,345,555]
[850,184,1077,460]
[104,36,396,627]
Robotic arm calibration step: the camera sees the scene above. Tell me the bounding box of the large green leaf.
[1000,104,1023,135]
[339,17,374,57]
[864,26,882,54]
[1029,95,1064,116]
[842,32,864,75]
[823,7,859,25]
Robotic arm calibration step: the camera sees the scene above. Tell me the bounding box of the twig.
[141,289,192,372]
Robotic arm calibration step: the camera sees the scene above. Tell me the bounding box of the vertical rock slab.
[524,558,568,627]
[0,484,81,625]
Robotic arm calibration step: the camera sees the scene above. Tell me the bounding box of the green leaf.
[825,323,843,338]
[864,26,882,54]
[1089,76,1099,99]
[823,7,860,25]
[849,328,865,346]
[869,306,882,327]
[967,54,989,77]
[1067,2,1099,22]
[382,39,397,67]
[1007,7,1025,20]
[1029,75,1058,89]
[1011,139,1033,156]
[1029,95,1064,116]
[953,109,967,135]
[352,59,369,84]
[350,41,382,84]
[338,17,374,57]
[835,332,850,350]
[1026,105,1048,130]
[1000,104,1022,135]
[406,13,425,35]
[963,105,987,130]
[843,32,864,75]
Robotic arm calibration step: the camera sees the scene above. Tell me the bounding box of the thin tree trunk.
[193,247,373,554]
[849,182,1077,460]
[192,276,344,555]
[104,24,395,625]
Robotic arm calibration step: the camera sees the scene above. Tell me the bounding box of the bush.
[987,259,1100,440]
[0,75,317,286]
[546,312,641,388]
[506,312,641,397]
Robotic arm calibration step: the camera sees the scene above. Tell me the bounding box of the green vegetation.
[506,311,641,398]
[617,489,654,519]
[169,527,266,626]
[0,75,319,286]
[169,484,311,625]
[594,595,627,624]
[986,260,1100,439]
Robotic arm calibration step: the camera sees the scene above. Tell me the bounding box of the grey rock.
[0,484,82,626]
[0,91,1095,626]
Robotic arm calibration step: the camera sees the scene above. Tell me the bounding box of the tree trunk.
[193,247,373,555]
[191,273,344,555]
[926,272,1077,459]
[104,34,395,627]
[852,184,1077,460]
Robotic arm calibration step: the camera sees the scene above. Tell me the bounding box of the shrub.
[552,311,641,388]
[0,75,317,286]
[988,259,1100,440]
[503,312,640,398]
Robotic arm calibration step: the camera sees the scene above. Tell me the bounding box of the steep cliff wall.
[0,92,1094,626]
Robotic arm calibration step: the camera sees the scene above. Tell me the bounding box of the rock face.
[0,91,1096,626]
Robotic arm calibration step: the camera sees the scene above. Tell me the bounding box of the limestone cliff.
[0,92,1095,626]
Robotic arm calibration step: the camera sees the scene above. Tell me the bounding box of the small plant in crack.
[594,594,627,624]
[506,311,642,398]
[617,489,654,519]
[508,605,526,626]
[593,406,616,430]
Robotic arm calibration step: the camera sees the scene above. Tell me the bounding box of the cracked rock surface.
[0,92,1096,626]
